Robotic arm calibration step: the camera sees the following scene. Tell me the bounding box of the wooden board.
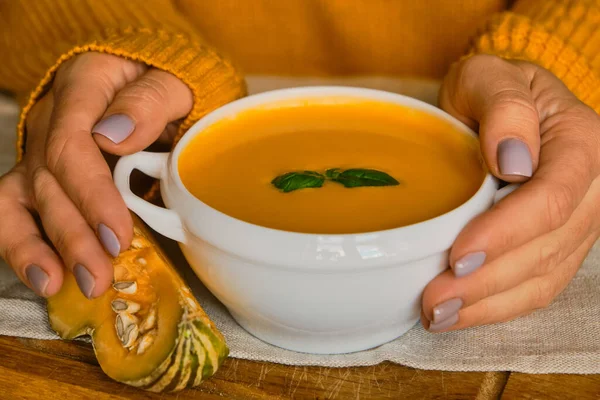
[502,373,600,400]
[0,336,507,399]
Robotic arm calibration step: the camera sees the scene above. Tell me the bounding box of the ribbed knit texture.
[0,0,246,162]
[0,0,599,161]
[471,0,600,113]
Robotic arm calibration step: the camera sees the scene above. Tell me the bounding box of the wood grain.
[0,336,506,399]
[502,373,600,400]
[4,335,600,399]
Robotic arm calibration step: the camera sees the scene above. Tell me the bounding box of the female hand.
[421,54,600,332]
[0,52,192,298]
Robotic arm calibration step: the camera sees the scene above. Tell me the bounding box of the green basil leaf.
[272,168,399,191]
[271,171,325,192]
[325,168,341,179]
[332,168,400,188]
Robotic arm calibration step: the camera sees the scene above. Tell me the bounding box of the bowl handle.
[494,183,521,204]
[113,152,186,244]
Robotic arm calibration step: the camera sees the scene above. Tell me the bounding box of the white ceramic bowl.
[114,87,511,354]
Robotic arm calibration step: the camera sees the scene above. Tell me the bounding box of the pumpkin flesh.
[47,217,228,392]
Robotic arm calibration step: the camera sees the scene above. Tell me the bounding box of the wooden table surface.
[1,336,599,399]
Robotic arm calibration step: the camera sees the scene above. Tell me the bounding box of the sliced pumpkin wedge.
[47,216,228,392]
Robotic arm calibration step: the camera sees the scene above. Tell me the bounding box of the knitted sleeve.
[470,0,600,112]
[0,0,246,161]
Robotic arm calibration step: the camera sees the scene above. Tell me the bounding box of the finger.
[92,68,193,155]
[423,175,600,321]
[425,232,595,333]
[424,231,578,323]
[32,166,113,298]
[0,166,63,297]
[449,112,599,275]
[43,54,144,257]
[439,54,540,181]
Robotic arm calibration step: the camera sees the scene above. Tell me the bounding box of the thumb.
[92,68,193,155]
[439,55,540,181]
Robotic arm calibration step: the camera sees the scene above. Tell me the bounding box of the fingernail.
[433,298,463,324]
[25,265,49,297]
[498,138,533,177]
[454,251,486,277]
[73,264,95,299]
[92,114,135,144]
[428,312,459,332]
[98,224,120,257]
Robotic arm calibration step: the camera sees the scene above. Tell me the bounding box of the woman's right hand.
[0,52,193,298]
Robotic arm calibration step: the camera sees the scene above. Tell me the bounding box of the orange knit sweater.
[0,0,599,160]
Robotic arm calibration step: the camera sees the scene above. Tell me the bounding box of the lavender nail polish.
[498,138,533,177]
[454,251,486,277]
[433,298,463,324]
[73,264,95,299]
[428,312,459,332]
[98,224,120,257]
[92,114,135,144]
[25,265,49,296]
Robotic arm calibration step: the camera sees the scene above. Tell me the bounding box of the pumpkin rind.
[47,216,228,392]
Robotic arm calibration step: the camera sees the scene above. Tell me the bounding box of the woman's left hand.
[421,54,600,332]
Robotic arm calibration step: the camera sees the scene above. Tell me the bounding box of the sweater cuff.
[16,28,247,162]
[468,12,600,114]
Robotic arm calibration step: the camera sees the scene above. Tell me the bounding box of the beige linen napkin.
[1,80,599,373]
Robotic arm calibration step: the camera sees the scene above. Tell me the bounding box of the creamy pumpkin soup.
[178,100,485,234]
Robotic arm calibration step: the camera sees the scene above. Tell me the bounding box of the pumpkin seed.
[140,306,157,333]
[113,281,137,294]
[135,257,147,266]
[136,330,157,355]
[116,312,139,348]
[115,314,124,338]
[122,323,139,348]
[111,299,141,314]
[130,237,147,249]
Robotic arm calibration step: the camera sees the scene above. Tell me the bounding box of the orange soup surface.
[178,100,486,234]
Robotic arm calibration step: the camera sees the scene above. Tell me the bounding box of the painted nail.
[428,312,459,332]
[454,251,486,277]
[433,298,463,324]
[25,265,49,296]
[497,138,533,177]
[73,264,95,299]
[92,114,135,144]
[98,223,120,257]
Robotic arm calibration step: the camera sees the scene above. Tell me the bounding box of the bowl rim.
[166,86,497,266]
